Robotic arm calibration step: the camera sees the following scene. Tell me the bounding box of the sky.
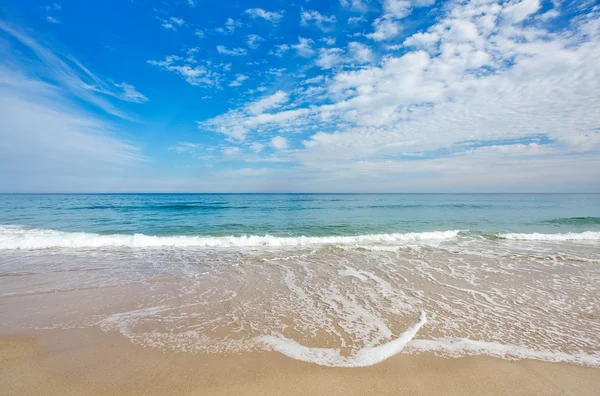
[0,0,599,192]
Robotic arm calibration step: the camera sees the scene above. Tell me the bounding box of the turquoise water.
[1,194,599,237]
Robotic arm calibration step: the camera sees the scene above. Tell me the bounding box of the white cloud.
[266,68,286,77]
[270,136,288,150]
[248,91,289,115]
[271,37,315,57]
[294,37,315,57]
[502,0,541,24]
[0,21,145,119]
[247,34,264,49]
[383,0,414,19]
[147,55,220,87]
[198,90,314,142]
[303,75,325,85]
[316,48,345,69]
[216,45,247,56]
[187,0,195,7]
[195,30,205,39]
[315,42,373,69]
[45,3,62,23]
[403,31,440,50]
[169,142,201,152]
[340,0,369,12]
[160,17,185,31]
[249,142,265,152]
[196,0,600,192]
[114,82,149,103]
[301,10,336,31]
[348,41,373,63]
[366,0,437,41]
[0,24,144,191]
[321,37,336,46]
[366,18,401,41]
[223,146,241,156]
[170,17,185,26]
[348,16,367,24]
[216,18,242,35]
[245,8,284,23]
[229,74,249,87]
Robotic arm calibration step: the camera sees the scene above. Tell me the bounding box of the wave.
[406,338,600,367]
[72,204,249,211]
[258,312,427,367]
[259,313,600,368]
[358,204,491,209]
[497,231,600,241]
[0,226,462,250]
[540,217,600,226]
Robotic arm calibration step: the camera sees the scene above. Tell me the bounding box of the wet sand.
[1,328,598,396]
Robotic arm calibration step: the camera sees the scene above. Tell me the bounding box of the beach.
[2,327,599,396]
[0,194,599,394]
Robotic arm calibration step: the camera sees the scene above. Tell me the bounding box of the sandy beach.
[1,327,599,396]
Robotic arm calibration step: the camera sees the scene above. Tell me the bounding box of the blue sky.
[0,0,599,192]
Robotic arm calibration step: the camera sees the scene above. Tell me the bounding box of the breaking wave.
[0,226,462,250]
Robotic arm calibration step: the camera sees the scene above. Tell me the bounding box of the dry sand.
[1,328,599,396]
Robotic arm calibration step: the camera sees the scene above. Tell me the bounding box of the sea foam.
[258,311,427,367]
[498,231,600,241]
[406,338,600,367]
[0,226,461,250]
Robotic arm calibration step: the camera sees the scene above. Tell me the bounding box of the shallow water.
[0,194,599,367]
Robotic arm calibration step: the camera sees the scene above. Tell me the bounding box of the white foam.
[499,231,600,241]
[0,226,462,250]
[257,311,427,367]
[406,338,600,367]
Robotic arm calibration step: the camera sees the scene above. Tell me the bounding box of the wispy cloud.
[300,10,336,31]
[245,8,284,23]
[169,142,202,153]
[0,52,143,191]
[147,55,220,87]
[160,16,185,31]
[270,136,288,150]
[0,21,147,119]
[229,74,249,87]
[199,90,311,141]
[0,21,144,187]
[216,18,242,35]
[216,45,247,56]
[340,0,369,12]
[247,34,264,49]
[113,82,149,103]
[315,42,373,69]
[270,37,315,57]
[44,3,62,24]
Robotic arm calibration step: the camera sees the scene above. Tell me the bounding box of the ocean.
[0,194,599,367]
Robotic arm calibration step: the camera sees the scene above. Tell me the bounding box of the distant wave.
[540,217,600,226]
[0,226,462,250]
[357,204,491,209]
[71,204,249,211]
[71,203,493,211]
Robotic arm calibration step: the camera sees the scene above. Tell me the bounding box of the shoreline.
[1,328,599,396]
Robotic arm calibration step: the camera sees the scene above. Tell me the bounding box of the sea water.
[0,194,599,367]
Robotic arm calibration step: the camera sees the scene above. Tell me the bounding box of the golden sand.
[1,328,598,396]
